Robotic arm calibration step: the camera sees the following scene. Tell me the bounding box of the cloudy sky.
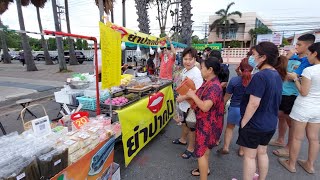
[1,0,320,40]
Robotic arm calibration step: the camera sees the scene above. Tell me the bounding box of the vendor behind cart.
[159,37,176,80]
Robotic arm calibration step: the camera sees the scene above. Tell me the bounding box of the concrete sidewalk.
[0,60,94,104]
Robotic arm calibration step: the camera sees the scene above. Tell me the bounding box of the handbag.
[186,109,197,128]
[185,84,210,129]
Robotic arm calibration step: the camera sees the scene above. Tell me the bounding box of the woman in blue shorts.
[217,57,253,156]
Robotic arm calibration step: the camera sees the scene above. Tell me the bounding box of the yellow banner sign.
[99,22,122,89]
[116,86,174,166]
[110,23,167,47]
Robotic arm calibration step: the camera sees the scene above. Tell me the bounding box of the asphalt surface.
[0,64,319,179]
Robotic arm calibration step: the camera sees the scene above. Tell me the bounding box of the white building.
[208,12,273,47]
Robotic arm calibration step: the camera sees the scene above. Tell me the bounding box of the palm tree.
[209,2,242,48]
[51,0,67,71]
[95,0,114,18]
[16,0,38,71]
[31,0,54,65]
[180,0,193,46]
[135,0,150,34]
[64,0,78,65]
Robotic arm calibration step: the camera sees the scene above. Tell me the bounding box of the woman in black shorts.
[237,42,287,180]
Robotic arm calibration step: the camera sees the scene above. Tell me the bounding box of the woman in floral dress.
[186,57,224,180]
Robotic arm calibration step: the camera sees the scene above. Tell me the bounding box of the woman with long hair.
[217,57,253,156]
[279,42,320,174]
[237,42,287,180]
[186,57,224,180]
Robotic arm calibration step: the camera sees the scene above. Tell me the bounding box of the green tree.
[63,38,69,50]
[281,37,290,46]
[76,39,83,50]
[0,0,13,64]
[192,35,206,44]
[29,37,42,50]
[248,26,272,46]
[229,40,241,48]
[209,2,242,48]
[82,40,89,50]
[47,37,57,50]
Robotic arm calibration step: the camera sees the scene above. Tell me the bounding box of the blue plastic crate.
[76,95,109,111]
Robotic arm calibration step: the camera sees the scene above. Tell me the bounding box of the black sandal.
[181,150,194,159]
[172,138,187,145]
[191,168,211,176]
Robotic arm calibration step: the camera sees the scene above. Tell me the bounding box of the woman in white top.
[172,47,203,159]
[279,42,320,174]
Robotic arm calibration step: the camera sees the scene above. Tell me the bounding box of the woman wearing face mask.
[217,58,253,156]
[248,54,260,74]
[186,57,224,179]
[237,42,287,180]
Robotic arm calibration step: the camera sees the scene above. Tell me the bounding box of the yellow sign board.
[99,22,122,89]
[110,23,167,47]
[116,86,175,166]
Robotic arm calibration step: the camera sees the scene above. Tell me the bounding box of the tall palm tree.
[17,0,38,71]
[209,2,242,48]
[65,0,78,65]
[0,0,12,64]
[51,0,67,71]
[95,0,114,18]
[180,0,193,46]
[31,0,54,65]
[135,0,150,34]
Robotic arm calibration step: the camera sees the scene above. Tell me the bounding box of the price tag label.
[31,116,51,137]
[72,116,90,129]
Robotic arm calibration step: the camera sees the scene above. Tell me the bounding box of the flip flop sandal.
[273,148,289,158]
[278,158,296,173]
[172,138,187,145]
[181,150,194,159]
[217,148,229,155]
[269,139,285,147]
[297,159,315,174]
[190,168,210,176]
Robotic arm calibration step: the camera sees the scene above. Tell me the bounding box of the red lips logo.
[147,92,164,114]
